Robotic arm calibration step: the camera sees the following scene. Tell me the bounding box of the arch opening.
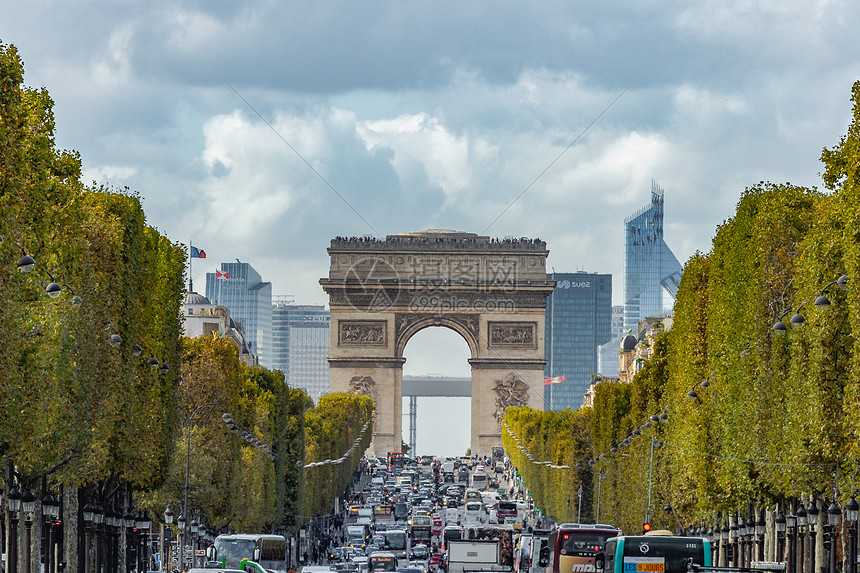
[402,326,472,457]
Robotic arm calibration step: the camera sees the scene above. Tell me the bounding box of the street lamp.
[162,507,174,572]
[177,513,186,572]
[756,511,766,562]
[21,489,36,573]
[8,485,22,573]
[827,500,841,573]
[731,516,740,567]
[42,492,60,573]
[83,502,95,573]
[786,506,797,573]
[808,499,820,573]
[776,510,786,565]
[846,495,859,573]
[191,519,200,568]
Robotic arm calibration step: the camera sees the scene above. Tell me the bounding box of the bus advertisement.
[495,501,518,525]
[601,534,712,573]
[547,523,620,573]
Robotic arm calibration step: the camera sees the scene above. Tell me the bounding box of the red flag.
[216,270,229,279]
[543,376,567,385]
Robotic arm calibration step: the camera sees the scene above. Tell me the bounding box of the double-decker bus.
[211,534,288,573]
[388,451,405,472]
[410,514,432,544]
[601,533,712,573]
[546,523,620,573]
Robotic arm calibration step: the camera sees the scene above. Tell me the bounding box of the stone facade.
[321,230,554,456]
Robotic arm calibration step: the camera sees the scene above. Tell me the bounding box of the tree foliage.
[1,41,373,536]
[505,80,860,532]
[302,393,374,518]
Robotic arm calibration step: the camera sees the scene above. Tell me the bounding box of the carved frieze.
[348,375,378,400]
[326,291,550,310]
[492,373,530,428]
[338,320,387,346]
[395,313,479,339]
[488,321,537,348]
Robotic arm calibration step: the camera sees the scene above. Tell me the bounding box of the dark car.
[330,547,345,561]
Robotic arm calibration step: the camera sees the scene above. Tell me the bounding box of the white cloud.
[82,164,138,185]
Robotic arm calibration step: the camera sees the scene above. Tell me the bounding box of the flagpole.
[188,240,192,290]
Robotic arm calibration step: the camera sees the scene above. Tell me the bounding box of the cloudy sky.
[5,1,859,454]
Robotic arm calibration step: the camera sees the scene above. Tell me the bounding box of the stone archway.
[320,229,554,456]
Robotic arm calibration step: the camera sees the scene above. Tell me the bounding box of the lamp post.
[42,492,60,573]
[162,507,174,572]
[177,514,186,573]
[731,515,740,567]
[798,503,808,573]
[93,503,104,573]
[137,510,151,573]
[83,502,94,573]
[777,510,787,565]
[8,485,22,573]
[826,500,841,573]
[21,489,36,573]
[807,499,820,573]
[596,468,605,523]
[756,510,766,562]
[124,508,135,573]
[786,506,797,573]
[785,508,797,573]
[190,520,199,569]
[845,495,859,573]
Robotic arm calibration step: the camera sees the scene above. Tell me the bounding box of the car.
[409,544,429,560]
[330,547,345,561]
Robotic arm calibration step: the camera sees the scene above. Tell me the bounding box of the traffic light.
[642,522,652,534]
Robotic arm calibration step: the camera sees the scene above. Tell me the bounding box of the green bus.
[601,533,712,573]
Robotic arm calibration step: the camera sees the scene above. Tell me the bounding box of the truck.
[445,539,506,573]
[347,525,368,547]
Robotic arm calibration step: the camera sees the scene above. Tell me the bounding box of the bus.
[382,529,409,560]
[388,451,405,472]
[410,514,432,544]
[464,488,482,504]
[470,471,488,491]
[495,501,518,525]
[546,523,620,573]
[600,533,712,573]
[211,534,288,573]
[369,551,399,572]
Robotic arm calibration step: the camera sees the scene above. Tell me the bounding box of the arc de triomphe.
[320,229,555,456]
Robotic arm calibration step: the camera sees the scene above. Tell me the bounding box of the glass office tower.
[205,261,273,368]
[544,271,612,410]
[623,181,683,332]
[272,298,330,400]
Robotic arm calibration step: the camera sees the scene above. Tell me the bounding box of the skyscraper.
[272,297,330,400]
[545,271,612,410]
[205,261,273,368]
[597,305,626,376]
[623,181,683,331]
